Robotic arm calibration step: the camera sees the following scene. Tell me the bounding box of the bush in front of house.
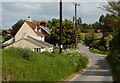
[2,47,89,81]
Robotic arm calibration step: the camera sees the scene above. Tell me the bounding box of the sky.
[1,1,110,29]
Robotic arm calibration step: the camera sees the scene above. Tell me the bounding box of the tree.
[32,20,40,25]
[100,0,120,18]
[11,19,25,37]
[84,29,98,46]
[45,18,82,47]
[80,23,91,33]
[92,22,101,32]
[104,34,113,45]
[99,14,119,35]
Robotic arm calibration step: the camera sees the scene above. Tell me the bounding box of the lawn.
[2,47,88,81]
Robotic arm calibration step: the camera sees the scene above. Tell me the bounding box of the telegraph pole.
[60,0,62,53]
[73,2,80,50]
[92,25,94,49]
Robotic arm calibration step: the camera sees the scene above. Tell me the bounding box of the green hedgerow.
[2,47,88,81]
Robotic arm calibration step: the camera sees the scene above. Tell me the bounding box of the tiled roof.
[26,21,45,36]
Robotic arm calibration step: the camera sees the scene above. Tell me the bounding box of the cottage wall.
[5,39,42,50]
[15,22,38,41]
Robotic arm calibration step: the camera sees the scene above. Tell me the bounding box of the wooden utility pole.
[60,0,62,53]
[92,25,94,49]
[73,2,80,50]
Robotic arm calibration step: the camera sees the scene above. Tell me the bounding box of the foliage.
[90,48,108,55]
[11,19,25,37]
[107,28,120,81]
[101,1,120,80]
[84,30,98,46]
[2,47,88,81]
[46,18,82,47]
[1,30,11,42]
[104,34,113,45]
[93,40,100,49]
[32,20,40,25]
[80,23,91,33]
[99,14,119,35]
[99,0,120,18]
[98,46,106,51]
[92,22,101,32]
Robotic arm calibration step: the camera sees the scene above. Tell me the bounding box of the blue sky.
[1,1,109,29]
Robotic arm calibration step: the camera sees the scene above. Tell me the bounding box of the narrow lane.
[71,43,113,81]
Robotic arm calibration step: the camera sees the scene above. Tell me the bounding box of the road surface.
[71,43,113,82]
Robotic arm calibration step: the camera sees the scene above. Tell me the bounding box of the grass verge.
[2,47,88,81]
[89,48,109,55]
[106,50,120,81]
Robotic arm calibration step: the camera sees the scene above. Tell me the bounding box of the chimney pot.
[27,16,31,22]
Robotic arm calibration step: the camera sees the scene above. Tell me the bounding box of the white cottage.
[4,16,53,52]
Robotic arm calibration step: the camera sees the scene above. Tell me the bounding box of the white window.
[35,27,37,32]
[41,36,44,41]
[38,36,41,40]
[40,47,46,52]
[39,28,41,32]
[34,48,41,52]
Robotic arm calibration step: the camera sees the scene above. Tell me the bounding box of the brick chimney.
[27,16,31,22]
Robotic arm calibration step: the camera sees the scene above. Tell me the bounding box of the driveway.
[71,43,113,82]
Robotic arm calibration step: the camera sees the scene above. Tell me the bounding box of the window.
[34,48,41,52]
[39,28,41,32]
[35,27,37,32]
[38,36,41,40]
[41,36,44,41]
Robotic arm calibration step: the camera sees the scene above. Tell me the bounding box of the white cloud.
[2,2,59,29]
[2,2,108,29]
[0,2,2,28]
[2,0,118,2]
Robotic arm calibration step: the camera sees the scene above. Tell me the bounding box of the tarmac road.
[71,43,113,82]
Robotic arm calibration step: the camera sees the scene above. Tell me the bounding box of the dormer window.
[39,28,41,32]
[35,27,37,32]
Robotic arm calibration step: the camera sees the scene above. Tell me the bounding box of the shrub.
[90,48,100,53]
[84,30,98,46]
[107,28,120,81]
[2,48,88,81]
[93,40,100,49]
[3,47,34,60]
[98,46,106,51]
[104,34,113,45]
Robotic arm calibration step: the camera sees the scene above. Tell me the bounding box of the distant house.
[3,16,54,52]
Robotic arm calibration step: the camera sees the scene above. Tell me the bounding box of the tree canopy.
[100,0,120,18]
[45,18,81,46]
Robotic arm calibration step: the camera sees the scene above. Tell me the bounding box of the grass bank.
[2,47,88,81]
[89,48,109,55]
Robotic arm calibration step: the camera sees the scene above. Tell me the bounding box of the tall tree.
[45,18,81,46]
[92,22,101,32]
[99,14,119,35]
[100,0,120,18]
